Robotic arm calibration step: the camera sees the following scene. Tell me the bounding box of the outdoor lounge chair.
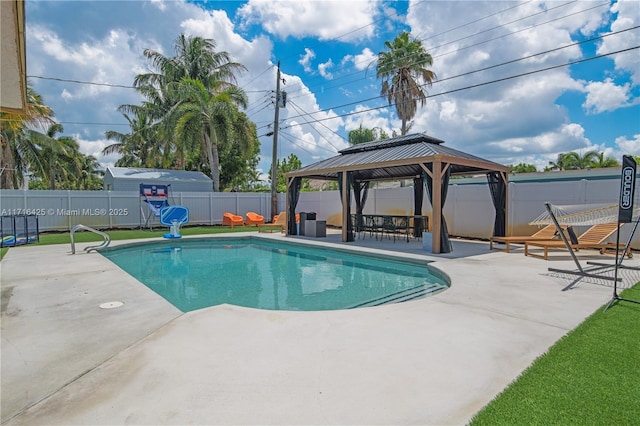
[245,212,265,226]
[222,212,244,227]
[489,224,566,253]
[524,222,625,260]
[258,212,287,233]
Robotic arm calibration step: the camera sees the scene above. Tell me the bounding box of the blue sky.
[25,0,640,179]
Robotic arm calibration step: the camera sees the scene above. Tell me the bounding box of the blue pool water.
[101,237,449,312]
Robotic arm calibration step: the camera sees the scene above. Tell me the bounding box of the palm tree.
[376,31,436,135]
[119,34,248,176]
[545,153,566,171]
[171,78,249,191]
[103,108,161,168]
[561,150,600,170]
[35,123,83,190]
[0,86,55,189]
[591,152,620,168]
[136,35,246,91]
[76,154,103,190]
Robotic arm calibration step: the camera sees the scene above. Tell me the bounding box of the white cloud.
[75,135,117,170]
[61,89,73,102]
[342,47,377,72]
[27,25,147,103]
[583,78,634,114]
[299,48,315,73]
[237,0,380,41]
[597,0,640,86]
[149,0,167,12]
[438,101,456,121]
[318,59,334,80]
[343,105,396,138]
[615,134,640,156]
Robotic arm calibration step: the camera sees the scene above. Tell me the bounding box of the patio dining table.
[351,214,429,242]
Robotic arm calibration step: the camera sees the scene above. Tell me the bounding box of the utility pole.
[270,61,281,221]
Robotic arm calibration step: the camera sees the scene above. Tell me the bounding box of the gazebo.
[285,133,510,254]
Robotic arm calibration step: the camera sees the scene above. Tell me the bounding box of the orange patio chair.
[245,212,265,226]
[222,212,244,228]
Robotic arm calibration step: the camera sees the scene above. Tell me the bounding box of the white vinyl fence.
[0,190,283,232]
[1,176,638,248]
[294,177,640,249]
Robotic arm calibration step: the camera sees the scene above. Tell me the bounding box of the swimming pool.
[101,237,449,312]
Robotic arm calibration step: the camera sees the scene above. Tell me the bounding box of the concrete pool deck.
[1,232,639,425]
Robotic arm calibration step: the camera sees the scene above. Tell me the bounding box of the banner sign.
[618,155,636,223]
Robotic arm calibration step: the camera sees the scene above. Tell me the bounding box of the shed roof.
[287,133,509,181]
[106,167,212,183]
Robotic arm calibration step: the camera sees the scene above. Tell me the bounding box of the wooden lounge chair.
[258,212,287,233]
[489,224,565,253]
[222,212,244,228]
[245,212,265,226]
[524,222,625,260]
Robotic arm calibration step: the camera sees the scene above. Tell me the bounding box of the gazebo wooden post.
[432,159,442,253]
[341,170,349,242]
[285,176,291,236]
[502,171,510,236]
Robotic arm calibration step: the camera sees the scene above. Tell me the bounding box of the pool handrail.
[70,224,111,254]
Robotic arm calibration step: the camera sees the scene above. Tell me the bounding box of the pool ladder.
[70,224,111,254]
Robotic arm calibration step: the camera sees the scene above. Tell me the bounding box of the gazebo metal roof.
[287,133,509,181]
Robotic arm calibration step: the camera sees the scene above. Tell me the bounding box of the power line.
[0,117,130,126]
[286,100,346,150]
[290,101,348,145]
[28,75,135,89]
[280,46,640,131]
[28,74,269,94]
[277,131,325,156]
[282,26,639,120]
[426,0,586,55]
[286,0,607,100]
[429,1,609,62]
[435,26,640,84]
[414,0,535,43]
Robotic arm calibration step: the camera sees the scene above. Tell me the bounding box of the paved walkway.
[1,232,638,425]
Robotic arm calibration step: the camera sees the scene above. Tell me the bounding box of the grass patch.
[470,282,640,425]
[0,225,262,259]
[39,225,261,245]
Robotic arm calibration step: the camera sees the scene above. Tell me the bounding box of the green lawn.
[471,282,640,425]
[0,225,260,259]
[38,225,260,245]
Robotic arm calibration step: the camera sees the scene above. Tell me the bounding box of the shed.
[103,167,213,192]
[286,133,510,253]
